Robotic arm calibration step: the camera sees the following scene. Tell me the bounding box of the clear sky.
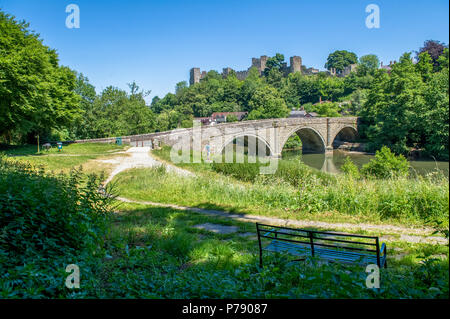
[1,0,448,100]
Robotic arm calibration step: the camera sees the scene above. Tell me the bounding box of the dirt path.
[102,147,193,185]
[116,197,448,245]
[101,147,447,245]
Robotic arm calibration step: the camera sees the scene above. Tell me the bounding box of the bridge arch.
[332,126,358,148]
[280,126,326,154]
[217,133,274,157]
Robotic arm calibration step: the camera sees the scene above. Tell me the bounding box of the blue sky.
[1,0,448,100]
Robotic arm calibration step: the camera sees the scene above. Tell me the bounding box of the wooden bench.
[256,223,387,268]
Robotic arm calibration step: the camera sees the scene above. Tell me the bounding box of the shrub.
[341,156,360,179]
[361,146,410,178]
[284,135,302,150]
[0,157,115,297]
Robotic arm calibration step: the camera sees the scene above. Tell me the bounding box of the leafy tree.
[360,50,448,159]
[175,81,188,95]
[358,54,379,76]
[360,53,425,155]
[70,72,97,139]
[306,101,341,117]
[0,10,80,144]
[325,50,358,72]
[263,53,285,76]
[417,40,448,70]
[359,54,379,70]
[247,86,289,119]
[420,52,449,160]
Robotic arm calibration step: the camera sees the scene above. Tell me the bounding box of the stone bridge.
[76,117,359,158]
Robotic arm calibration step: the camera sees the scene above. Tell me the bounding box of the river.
[282,149,449,177]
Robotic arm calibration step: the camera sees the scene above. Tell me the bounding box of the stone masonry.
[189,55,302,85]
[76,117,359,158]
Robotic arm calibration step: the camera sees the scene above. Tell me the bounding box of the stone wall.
[76,117,359,158]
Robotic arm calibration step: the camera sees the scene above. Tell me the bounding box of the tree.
[0,10,80,144]
[359,54,379,70]
[175,81,188,95]
[358,54,379,76]
[70,72,97,139]
[417,40,448,70]
[360,53,425,155]
[359,50,449,160]
[325,50,358,72]
[247,86,289,120]
[263,53,285,76]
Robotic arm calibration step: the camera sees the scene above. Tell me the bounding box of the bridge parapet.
[75,117,359,156]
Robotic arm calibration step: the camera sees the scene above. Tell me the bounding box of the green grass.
[113,161,449,228]
[2,153,448,298]
[86,202,449,298]
[1,143,127,172]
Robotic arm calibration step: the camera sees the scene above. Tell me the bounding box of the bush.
[341,156,360,179]
[284,134,302,150]
[361,146,410,178]
[0,157,115,297]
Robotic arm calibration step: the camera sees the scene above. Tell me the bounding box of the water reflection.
[282,149,449,177]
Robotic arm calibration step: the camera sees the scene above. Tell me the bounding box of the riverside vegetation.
[123,145,448,227]
[0,143,448,298]
[0,9,449,299]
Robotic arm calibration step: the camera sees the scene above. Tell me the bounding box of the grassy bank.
[115,147,449,227]
[1,143,128,173]
[1,149,448,298]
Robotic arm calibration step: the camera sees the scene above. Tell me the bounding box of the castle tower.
[251,55,268,74]
[290,56,302,74]
[189,68,201,86]
[222,67,233,78]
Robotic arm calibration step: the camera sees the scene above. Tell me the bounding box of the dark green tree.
[325,50,358,72]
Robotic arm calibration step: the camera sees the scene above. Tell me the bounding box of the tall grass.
[114,163,449,226]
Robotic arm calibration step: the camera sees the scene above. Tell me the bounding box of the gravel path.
[103,147,193,185]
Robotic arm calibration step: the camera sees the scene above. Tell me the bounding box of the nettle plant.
[0,157,116,297]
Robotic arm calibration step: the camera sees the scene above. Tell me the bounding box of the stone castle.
[190,55,302,85]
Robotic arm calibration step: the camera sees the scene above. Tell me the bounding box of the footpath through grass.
[113,146,449,228]
[1,145,448,298]
[88,202,449,298]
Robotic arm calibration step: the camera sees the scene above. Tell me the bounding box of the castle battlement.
[189,55,302,85]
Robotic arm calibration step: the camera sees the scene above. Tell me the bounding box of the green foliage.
[284,134,302,149]
[0,11,81,143]
[306,101,341,117]
[341,157,360,179]
[325,50,358,72]
[358,54,379,76]
[359,54,379,70]
[226,114,238,122]
[247,86,289,119]
[361,146,410,178]
[96,205,449,298]
[360,50,449,159]
[0,157,114,297]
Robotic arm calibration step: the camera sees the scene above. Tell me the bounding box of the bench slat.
[256,223,386,268]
